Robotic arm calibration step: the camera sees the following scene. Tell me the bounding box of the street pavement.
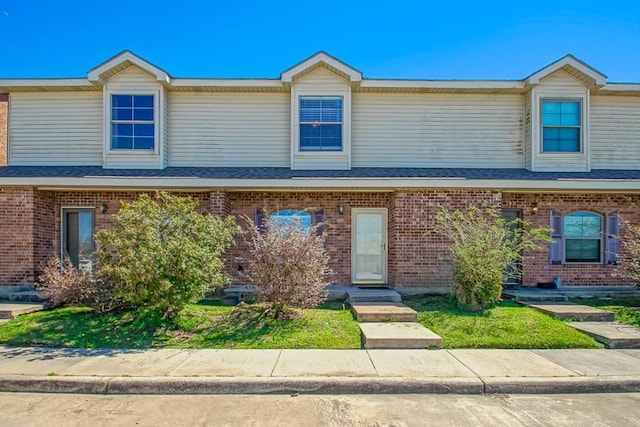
[1,346,640,395]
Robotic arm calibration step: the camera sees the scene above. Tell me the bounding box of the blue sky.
[1,0,639,82]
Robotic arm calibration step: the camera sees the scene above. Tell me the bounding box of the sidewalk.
[1,346,640,395]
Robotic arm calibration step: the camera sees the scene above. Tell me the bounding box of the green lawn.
[574,297,640,327]
[0,301,361,349]
[404,296,602,349]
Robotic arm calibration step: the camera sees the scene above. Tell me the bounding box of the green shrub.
[95,192,236,318]
[241,211,331,318]
[432,206,551,311]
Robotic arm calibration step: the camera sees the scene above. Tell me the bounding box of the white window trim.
[103,88,161,156]
[530,87,590,171]
[290,86,351,169]
[539,98,583,154]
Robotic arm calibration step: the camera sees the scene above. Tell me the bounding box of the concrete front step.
[8,290,49,303]
[351,302,418,322]
[360,322,443,349]
[527,302,615,322]
[0,302,45,319]
[346,289,402,303]
[506,291,569,303]
[569,322,640,349]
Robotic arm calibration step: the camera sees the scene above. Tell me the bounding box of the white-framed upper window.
[299,96,343,151]
[541,100,581,153]
[110,94,155,150]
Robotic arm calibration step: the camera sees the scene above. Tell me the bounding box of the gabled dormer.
[523,55,607,172]
[89,51,170,169]
[282,52,362,170]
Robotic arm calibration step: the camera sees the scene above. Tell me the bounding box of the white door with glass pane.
[352,208,387,283]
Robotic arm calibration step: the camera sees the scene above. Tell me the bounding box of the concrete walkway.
[1,346,640,395]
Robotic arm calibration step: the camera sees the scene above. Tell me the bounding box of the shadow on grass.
[0,306,171,350]
[403,295,519,316]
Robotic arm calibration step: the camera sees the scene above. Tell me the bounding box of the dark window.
[299,97,342,151]
[542,100,581,152]
[62,209,94,271]
[111,94,155,150]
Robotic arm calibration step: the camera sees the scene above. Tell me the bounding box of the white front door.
[352,208,387,283]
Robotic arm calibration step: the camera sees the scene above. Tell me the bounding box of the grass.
[574,297,640,327]
[404,296,603,349]
[0,301,361,349]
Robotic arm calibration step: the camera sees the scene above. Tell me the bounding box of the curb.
[2,375,640,395]
[484,375,640,394]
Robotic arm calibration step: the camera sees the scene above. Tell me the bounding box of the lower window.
[563,212,602,263]
[62,209,95,271]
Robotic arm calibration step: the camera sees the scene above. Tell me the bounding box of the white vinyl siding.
[291,67,351,170]
[168,92,289,167]
[351,93,523,168]
[591,95,640,169]
[103,66,164,169]
[9,92,103,166]
[524,92,533,169]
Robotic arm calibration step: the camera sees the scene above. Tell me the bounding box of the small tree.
[95,192,236,317]
[617,219,640,286]
[432,206,551,311]
[242,212,331,318]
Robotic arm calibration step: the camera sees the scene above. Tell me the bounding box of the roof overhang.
[525,54,607,89]
[280,51,363,83]
[88,50,171,85]
[2,176,639,192]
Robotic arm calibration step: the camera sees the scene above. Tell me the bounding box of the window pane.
[269,210,312,233]
[134,123,155,137]
[300,97,342,123]
[112,136,133,149]
[112,123,133,137]
[566,239,600,262]
[542,113,561,126]
[542,101,561,114]
[133,137,154,150]
[133,108,154,121]
[112,108,133,121]
[134,95,154,108]
[111,95,132,108]
[564,213,601,238]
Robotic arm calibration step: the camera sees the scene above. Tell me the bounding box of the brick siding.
[503,193,639,286]
[0,187,635,288]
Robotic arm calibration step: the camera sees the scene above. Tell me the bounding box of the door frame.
[351,207,388,284]
[61,207,95,270]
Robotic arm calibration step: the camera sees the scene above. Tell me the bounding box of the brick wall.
[0,186,635,289]
[0,94,7,166]
[0,188,37,284]
[226,191,390,285]
[390,190,501,287]
[502,193,640,286]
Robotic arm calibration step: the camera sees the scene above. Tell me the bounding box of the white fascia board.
[171,78,284,88]
[88,51,171,84]
[3,177,640,192]
[281,52,362,83]
[600,83,640,92]
[0,78,93,87]
[360,79,525,90]
[525,55,607,86]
